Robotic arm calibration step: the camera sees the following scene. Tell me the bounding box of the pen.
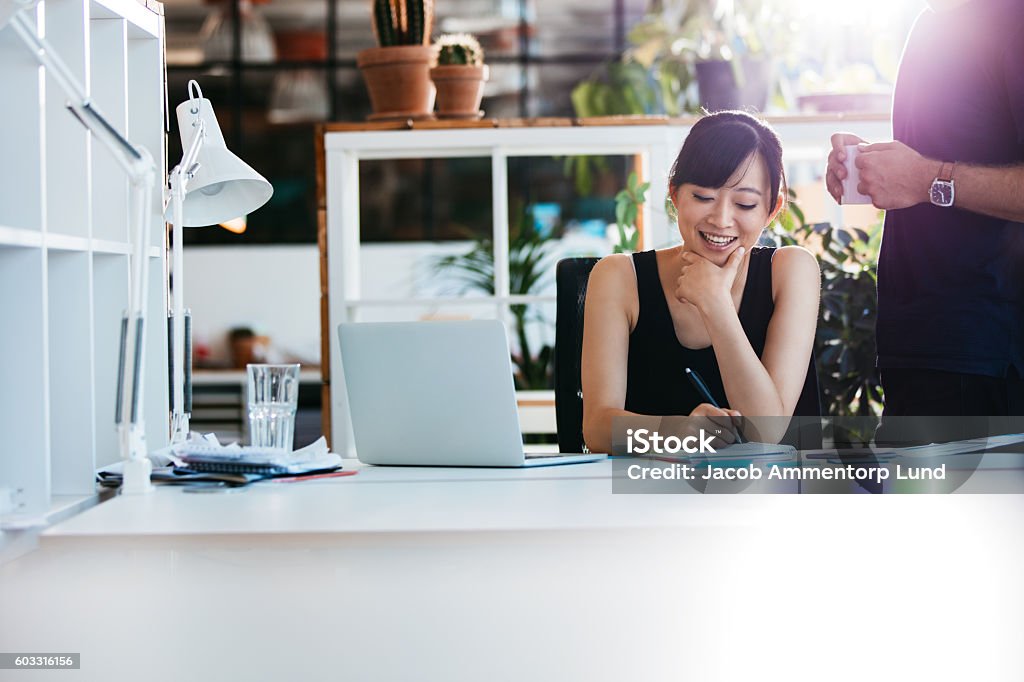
[685,367,746,444]
[270,469,358,483]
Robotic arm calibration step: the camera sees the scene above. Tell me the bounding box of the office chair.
[554,257,601,453]
[553,256,823,453]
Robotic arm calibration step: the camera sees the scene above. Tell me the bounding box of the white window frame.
[321,116,891,456]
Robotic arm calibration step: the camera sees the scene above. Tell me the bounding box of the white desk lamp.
[1,0,157,493]
[165,81,273,444]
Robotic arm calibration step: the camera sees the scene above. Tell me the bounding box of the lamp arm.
[10,11,152,183]
[167,119,206,444]
[8,7,158,490]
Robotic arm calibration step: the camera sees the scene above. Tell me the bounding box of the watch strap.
[937,161,955,183]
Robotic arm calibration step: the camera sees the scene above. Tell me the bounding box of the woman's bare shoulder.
[589,253,635,288]
[585,253,640,319]
[770,245,820,295]
[771,245,818,274]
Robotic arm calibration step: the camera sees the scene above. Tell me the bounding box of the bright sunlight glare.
[785,0,926,27]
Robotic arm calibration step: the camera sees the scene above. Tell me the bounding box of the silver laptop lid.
[338,320,526,466]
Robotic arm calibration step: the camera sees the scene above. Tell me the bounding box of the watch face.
[931,180,954,207]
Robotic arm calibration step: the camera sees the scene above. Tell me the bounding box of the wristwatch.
[929,161,956,207]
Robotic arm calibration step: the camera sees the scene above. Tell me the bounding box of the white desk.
[1,461,1023,681]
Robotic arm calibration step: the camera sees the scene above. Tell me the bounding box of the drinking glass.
[246,363,300,450]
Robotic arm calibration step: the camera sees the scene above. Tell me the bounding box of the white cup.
[841,144,873,205]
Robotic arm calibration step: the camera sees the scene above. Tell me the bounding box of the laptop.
[337,320,602,467]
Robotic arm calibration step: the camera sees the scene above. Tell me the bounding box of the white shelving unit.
[320,115,891,456]
[0,0,167,537]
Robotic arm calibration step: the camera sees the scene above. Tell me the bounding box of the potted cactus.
[357,0,436,121]
[429,33,488,120]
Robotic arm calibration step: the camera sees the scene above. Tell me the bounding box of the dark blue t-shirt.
[878,0,1024,377]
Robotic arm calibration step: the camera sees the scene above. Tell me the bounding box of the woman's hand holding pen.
[662,404,743,448]
[690,403,743,447]
[674,247,746,314]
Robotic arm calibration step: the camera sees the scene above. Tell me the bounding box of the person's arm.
[580,255,642,454]
[830,137,1024,222]
[580,255,738,454]
[930,162,1024,223]
[685,247,820,443]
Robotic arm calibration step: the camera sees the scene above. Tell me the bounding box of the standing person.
[581,111,820,454]
[826,0,1024,440]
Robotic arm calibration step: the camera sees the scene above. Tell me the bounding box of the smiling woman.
[580,110,822,454]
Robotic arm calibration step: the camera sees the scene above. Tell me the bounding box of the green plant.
[433,209,556,390]
[613,171,649,253]
[568,2,784,200]
[371,0,433,47]
[434,33,483,66]
[571,0,789,119]
[764,191,884,417]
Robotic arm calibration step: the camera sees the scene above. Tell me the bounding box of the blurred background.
[170,0,929,439]
[169,0,924,244]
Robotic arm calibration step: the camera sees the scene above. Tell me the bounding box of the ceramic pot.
[429,64,488,119]
[357,45,436,121]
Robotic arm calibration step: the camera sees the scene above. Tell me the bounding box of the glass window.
[357,157,494,301]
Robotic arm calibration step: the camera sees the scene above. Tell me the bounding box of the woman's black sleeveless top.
[624,247,776,415]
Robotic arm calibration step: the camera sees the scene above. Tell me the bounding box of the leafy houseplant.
[430,33,489,120]
[613,171,649,254]
[356,0,436,121]
[764,192,884,418]
[433,209,556,390]
[572,0,785,119]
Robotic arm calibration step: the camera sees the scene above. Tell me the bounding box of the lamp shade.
[166,96,273,226]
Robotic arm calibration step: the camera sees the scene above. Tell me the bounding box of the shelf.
[48,252,97,495]
[44,0,90,240]
[90,14,130,244]
[0,0,167,530]
[192,368,323,385]
[89,239,163,258]
[0,250,48,519]
[91,0,161,38]
[91,255,129,470]
[0,231,164,257]
[48,493,102,525]
[0,15,43,232]
[343,295,558,308]
[0,225,43,248]
[45,234,91,252]
[163,52,623,72]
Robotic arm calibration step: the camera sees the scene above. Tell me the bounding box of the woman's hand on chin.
[674,246,746,313]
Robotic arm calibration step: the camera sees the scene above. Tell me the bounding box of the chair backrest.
[554,257,600,453]
[787,356,823,449]
[553,256,823,453]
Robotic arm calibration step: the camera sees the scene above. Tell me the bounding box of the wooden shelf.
[318,112,891,135]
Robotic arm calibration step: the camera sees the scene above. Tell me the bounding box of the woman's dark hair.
[668,110,786,211]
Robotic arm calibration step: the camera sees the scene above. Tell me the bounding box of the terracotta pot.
[429,64,488,119]
[357,45,436,121]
